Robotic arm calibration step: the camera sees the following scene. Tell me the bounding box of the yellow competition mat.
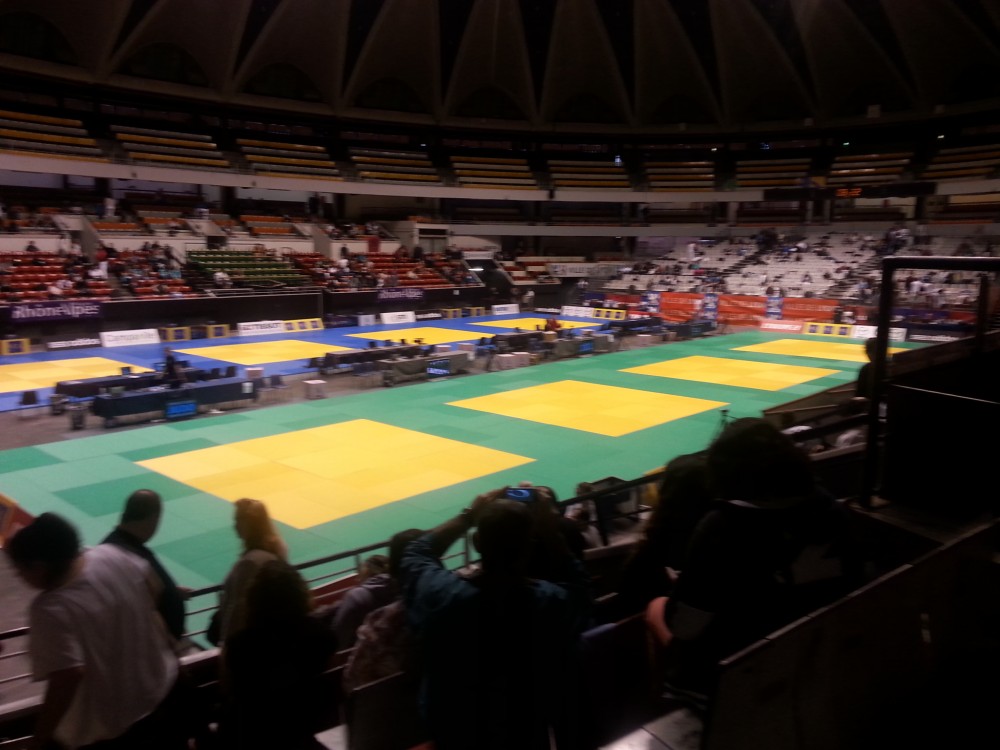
[137,419,533,529]
[0,357,154,394]
[448,380,727,436]
[622,355,839,391]
[348,327,487,345]
[471,317,595,331]
[733,338,904,363]
[174,340,352,366]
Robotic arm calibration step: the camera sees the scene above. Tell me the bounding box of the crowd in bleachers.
[5,414,874,749]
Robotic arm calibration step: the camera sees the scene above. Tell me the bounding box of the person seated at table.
[544,316,562,332]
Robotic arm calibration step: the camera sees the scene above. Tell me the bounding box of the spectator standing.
[6,513,186,750]
[221,560,336,750]
[401,490,592,750]
[212,498,288,645]
[102,489,188,643]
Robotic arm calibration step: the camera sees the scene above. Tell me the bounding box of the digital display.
[426,359,451,377]
[164,399,198,419]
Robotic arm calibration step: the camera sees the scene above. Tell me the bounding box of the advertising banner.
[11,300,102,322]
[45,337,103,351]
[759,320,804,334]
[100,328,161,347]
[237,320,285,337]
[659,292,704,323]
[851,325,907,342]
[560,305,599,318]
[781,297,840,322]
[702,292,719,322]
[802,321,855,338]
[640,291,662,314]
[491,304,520,315]
[765,295,784,319]
[357,314,377,326]
[718,295,767,327]
[380,311,417,325]
[377,287,425,304]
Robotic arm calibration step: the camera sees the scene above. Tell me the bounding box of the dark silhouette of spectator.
[401,490,592,750]
[343,528,425,691]
[646,419,862,699]
[212,498,289,645]
[102,489,189,642]
[220,560,336,750]
[614,453,714,616]
[855,337,879,402]
[6,513,187,750]
[326,552,393,649]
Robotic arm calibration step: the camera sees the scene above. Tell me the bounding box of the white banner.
[238,320,285,336]
[852,325,907,342]
[357,314,377,326]
[100,328,161,348]
[491,304,520,315]
[759,320,804,333]
[560,305,599,319]
[548,262,624,277]
[380,311,416,325]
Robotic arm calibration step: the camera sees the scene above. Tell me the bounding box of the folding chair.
[18,390,42,419]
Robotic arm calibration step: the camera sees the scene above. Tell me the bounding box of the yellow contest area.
[137,419,533,529]
[622,355,839,391]
[733,338,904,363]
[471,317,595,330]
[174,340,351,366]
[448,380,727,436]
[0,357,153,394]
[348,327,486,345]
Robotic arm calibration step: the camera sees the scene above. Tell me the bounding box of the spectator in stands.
[646,419,862,699]
[343,528,425,691]
[46,281,64,299]
[318,552,392,649]
[614,453,714,616]
[212,498,289,644]
[401,490,591,750]
[102,489,189,643]
[522,287,535,310]
[220,560,336,750]
[24,240,40,252]
[7,513,187,750]
[214,269,232,288]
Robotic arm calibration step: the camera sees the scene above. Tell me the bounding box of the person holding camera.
[400,487,592,750]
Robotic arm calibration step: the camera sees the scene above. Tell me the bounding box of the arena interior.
[1,2,1000,749]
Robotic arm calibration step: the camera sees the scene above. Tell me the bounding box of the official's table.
[378,351,472,386]
[55,367,205,398]
[90,377,256,427]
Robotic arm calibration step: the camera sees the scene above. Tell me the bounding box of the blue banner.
[765,295,784,319]
[701,292,718,322]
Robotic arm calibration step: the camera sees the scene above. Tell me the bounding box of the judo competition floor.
[0,313,915,597]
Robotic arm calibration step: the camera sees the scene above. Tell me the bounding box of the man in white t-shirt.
[6,513,183,750]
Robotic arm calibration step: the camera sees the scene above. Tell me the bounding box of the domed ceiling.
[2,0,1000,134]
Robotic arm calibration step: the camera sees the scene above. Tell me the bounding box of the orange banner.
[781,297,840,322]
[718,295,767,326]
[658,292,703,322]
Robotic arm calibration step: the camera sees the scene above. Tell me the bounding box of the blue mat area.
[0,314,608,412]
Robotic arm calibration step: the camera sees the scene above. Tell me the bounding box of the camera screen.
[504,487,536,502]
